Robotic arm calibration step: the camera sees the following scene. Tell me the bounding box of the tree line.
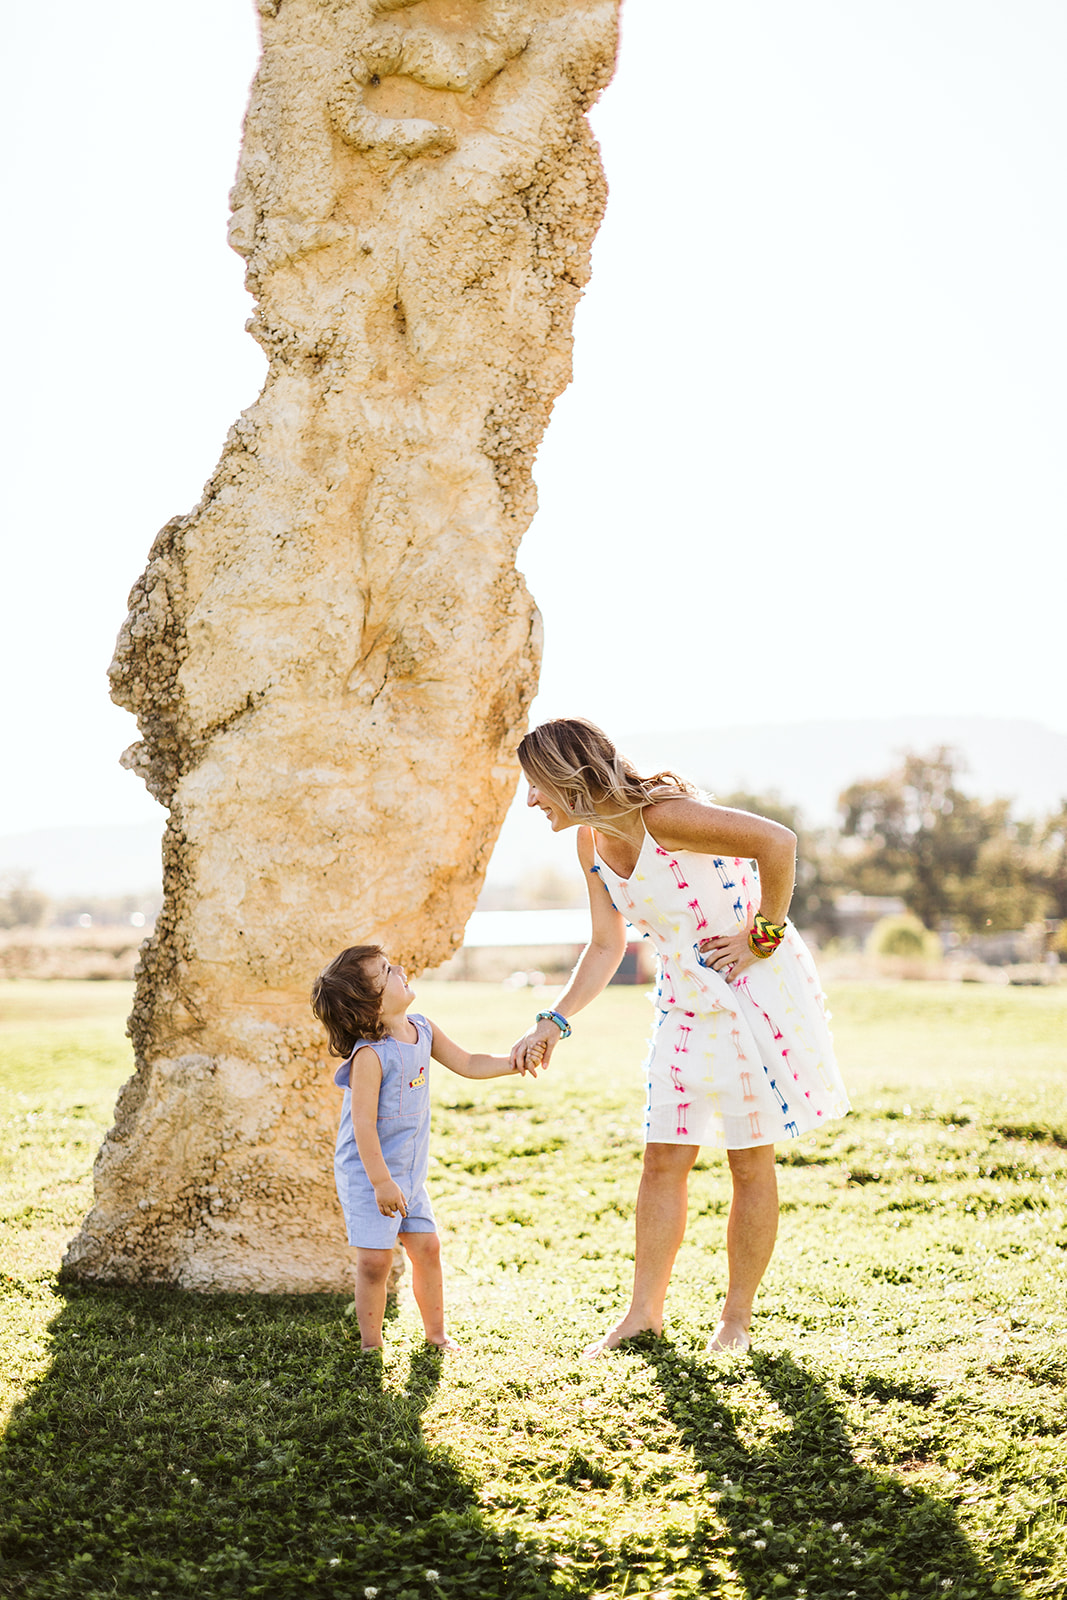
[0,883,160,932]
[720,745,1066,944]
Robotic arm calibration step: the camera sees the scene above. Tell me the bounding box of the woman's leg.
[400,1231,458,1350]
[708,1143,778,1352]
[353,1247,395,1349]
[583,1142,699,1357]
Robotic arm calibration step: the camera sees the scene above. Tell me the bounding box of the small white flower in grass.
[762,1519,773,1529]
[329,1559,339,1567]
[426,1573,440,1583]
[364,1589,379,1599]
[831,1522,844,1532]
[754,1540,767,1550]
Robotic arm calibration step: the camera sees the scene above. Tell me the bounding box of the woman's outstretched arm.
[509,826,628,1072]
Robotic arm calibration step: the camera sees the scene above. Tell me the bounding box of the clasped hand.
[510,1017,559,1076]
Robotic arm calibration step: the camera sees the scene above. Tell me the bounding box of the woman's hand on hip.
[510,1018,560,1075]
[699,928,758,983]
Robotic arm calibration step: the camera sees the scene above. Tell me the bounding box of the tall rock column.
[64,0,620,1291]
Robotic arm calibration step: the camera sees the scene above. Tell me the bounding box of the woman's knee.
[727,1144,777,1185]
[642,1142,699,1180]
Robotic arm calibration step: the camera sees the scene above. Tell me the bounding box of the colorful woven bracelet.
[536,1009,572,1040]
[748,913,787,959]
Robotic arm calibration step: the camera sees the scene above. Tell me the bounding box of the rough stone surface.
[64,0,619,1292]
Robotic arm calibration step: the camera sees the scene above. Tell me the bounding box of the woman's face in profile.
[523,772,574,831]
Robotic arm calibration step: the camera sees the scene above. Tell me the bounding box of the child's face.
[372,953,414,1013]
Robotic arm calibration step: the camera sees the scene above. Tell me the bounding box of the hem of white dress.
[643,1097,851,1150]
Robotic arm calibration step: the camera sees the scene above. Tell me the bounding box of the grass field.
[1,978,1065,1600]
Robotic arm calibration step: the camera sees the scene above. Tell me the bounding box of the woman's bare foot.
[705,1317,751,1353]
[425,1333,461,1354]
[582,1316,663,1360]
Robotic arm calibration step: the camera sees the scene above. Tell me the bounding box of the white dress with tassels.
[591,827,850,1149]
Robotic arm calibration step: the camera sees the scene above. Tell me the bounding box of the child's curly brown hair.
[310,944,388,1056]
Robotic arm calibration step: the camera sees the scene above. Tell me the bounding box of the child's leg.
[354,1248,396,1349]
[399,1231,456,1350]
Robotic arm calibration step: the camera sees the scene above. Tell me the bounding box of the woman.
[509,718,849,1355]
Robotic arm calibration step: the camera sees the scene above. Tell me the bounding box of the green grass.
[0,982,136,1291]
[1,979,1065,1599]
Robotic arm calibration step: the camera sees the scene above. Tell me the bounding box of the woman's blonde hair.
[517,717,695,838]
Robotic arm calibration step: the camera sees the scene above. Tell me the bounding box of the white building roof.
[461,909,593,948]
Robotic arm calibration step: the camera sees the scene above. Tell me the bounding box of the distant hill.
[0,823,164,898]
[4,716,1063,897]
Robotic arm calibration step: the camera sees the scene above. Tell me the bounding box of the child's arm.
[428,1022,542,1080]
[349,1045,408,1217]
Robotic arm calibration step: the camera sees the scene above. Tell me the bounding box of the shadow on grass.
[635,1341,1017,1600]
[0,1285,566,1600]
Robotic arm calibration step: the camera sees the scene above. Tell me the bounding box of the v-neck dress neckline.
[591,818,651,885]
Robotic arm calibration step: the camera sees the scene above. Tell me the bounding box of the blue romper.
[333,1014,437,1250]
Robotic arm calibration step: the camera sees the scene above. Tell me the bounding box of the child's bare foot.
[705,1317,751,1354]
[582,1317,663,1360]
[425,1334,461,1354]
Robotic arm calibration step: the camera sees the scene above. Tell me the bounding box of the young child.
[311,944,540,1353]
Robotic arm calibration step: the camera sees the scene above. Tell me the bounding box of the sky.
[2,0,1065,843]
